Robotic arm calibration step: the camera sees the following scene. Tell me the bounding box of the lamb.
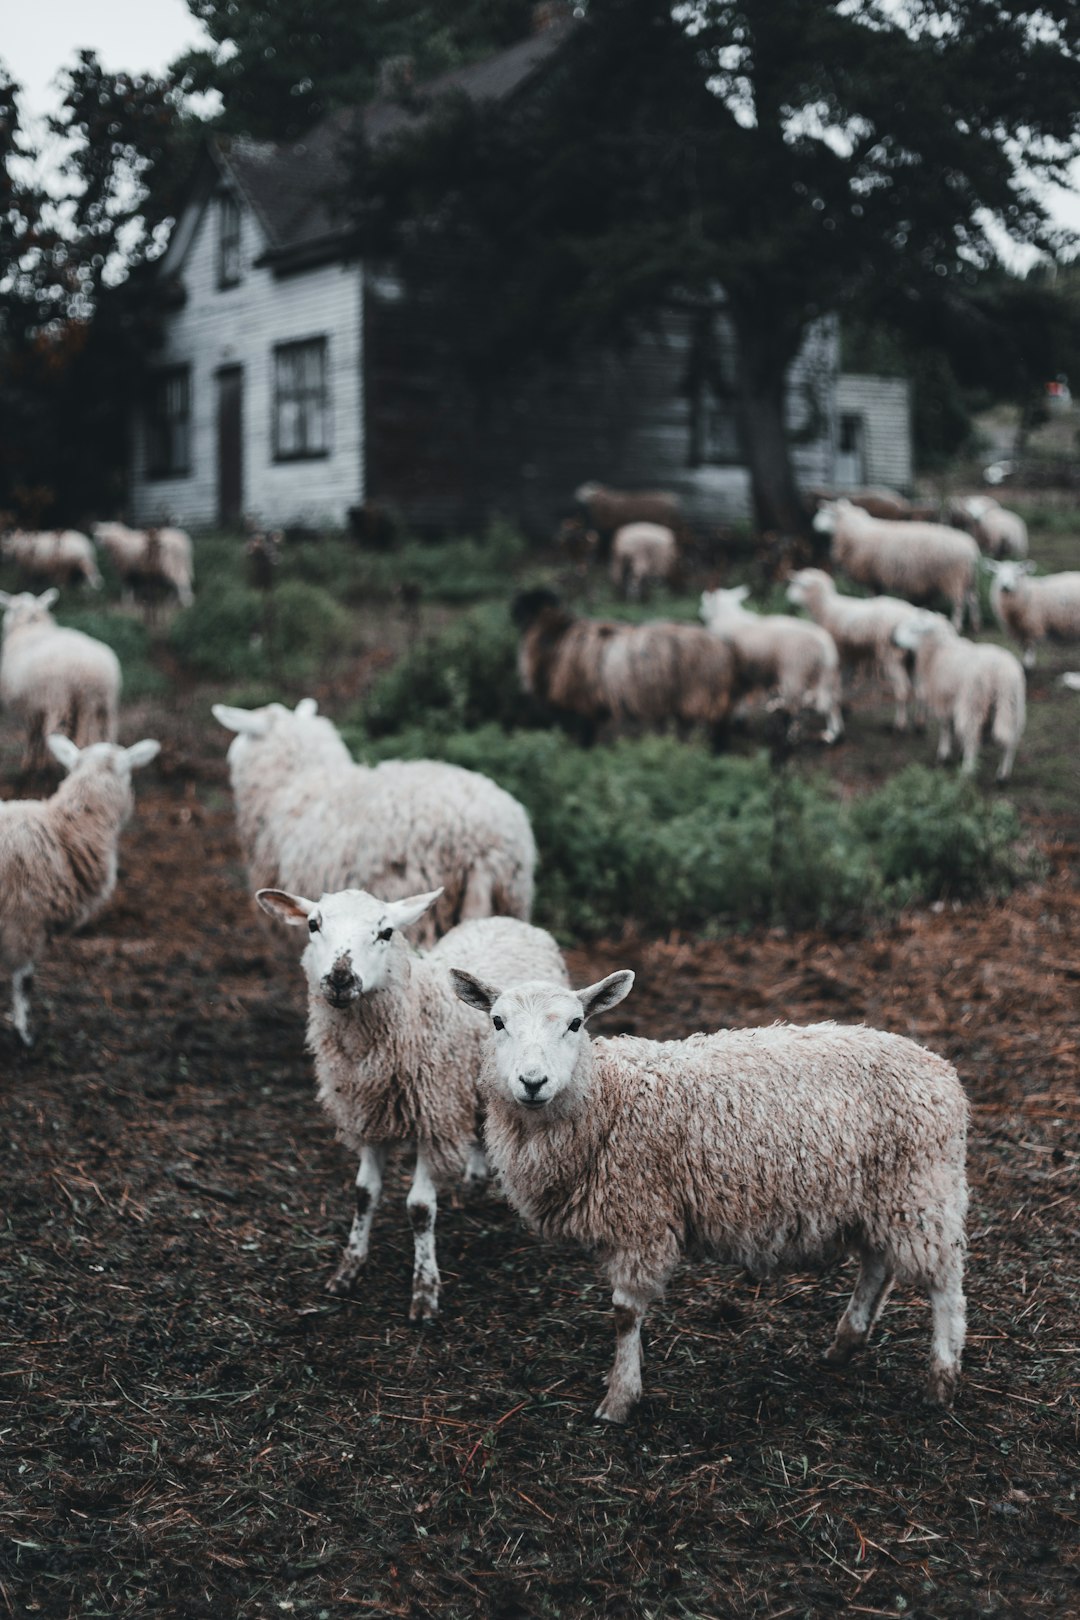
[573,482,684,546]
[816,499,980,632]
[451,969,969,1422]
[699,585,843,743]
[257,883,567,1316]
[0,589,121,771]
[609,521,678,600]
[1,528,103,591]
[92,521,195,608]
[959,497,1028,560]
[785,567,922,730]
[212,698,536,946]
[512,589,736,747]
[893,611,1026,781]
[985,559,1080,670]
[0,734,159,1045]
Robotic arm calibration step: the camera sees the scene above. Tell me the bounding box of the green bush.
[168,580,353,685]
[345,728,1041,940]
[356,603,525,734]
[55,608,166,700]
[356,518,529,602]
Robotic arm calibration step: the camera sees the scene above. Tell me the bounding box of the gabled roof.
[197,16,575,275]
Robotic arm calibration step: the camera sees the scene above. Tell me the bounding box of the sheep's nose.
[329,964,354,989]
[520,1076,548,1104]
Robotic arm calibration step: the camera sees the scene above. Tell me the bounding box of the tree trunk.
[730,314,810,538]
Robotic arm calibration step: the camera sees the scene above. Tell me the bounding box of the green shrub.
[168,580,353,685]
[346,728,1040,941]
[356,519,528,602]
[55,608,166,699]
[356,603,525,734]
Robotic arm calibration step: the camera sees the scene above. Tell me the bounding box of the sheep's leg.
[596,1287,650,1423]
[11,962,35,1048]
[407,1146,441,1321]
[995,728,1019,783]
[935,719,953,765]
[1022,644,1036,671]
[326,1143,387,1296]
[884,651,911,731]
[824,1253,894,1366]
[462,1140,488,1190]
[459,865,494,923]
[926,1253,966,1406]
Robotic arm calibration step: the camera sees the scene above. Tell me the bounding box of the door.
[835,411,866,488]
[216,366,244,527]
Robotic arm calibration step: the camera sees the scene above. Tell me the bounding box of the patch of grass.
[168,579,355,686]
[346,727,1039,940]
[355,517,530,602]
[356,603,526,734]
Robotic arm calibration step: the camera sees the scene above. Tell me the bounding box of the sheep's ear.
[294,697,318,718]
[732,584,751,603]
[125,739,160,770]
[449,969,500,1013]
[256,888,315,925]
[211,702,270,737]
[382,887,444,933]
[1021,561,1037,574]
[39,588,59,608]
[0,591,11,607]
[578,970,635,1022]
[980,557,1001,574]
[1061,673,1080,691]
[47,734,81,772]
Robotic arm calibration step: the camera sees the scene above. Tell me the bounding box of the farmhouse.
[130,16,912,537]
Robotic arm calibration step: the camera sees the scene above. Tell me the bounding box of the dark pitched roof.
[209,16,575,271]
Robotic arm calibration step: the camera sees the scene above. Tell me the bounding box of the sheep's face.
[785,568,828,608]
[991,560,1029,594]
[812,503,839,536]
[892,611,947,652]
[450,971,634,1113]
[699,585,750,629]
[211,697,318,765]
[0,588,57,633]
[257,885,442,1008]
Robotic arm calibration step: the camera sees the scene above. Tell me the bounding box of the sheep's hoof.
[594,1392,634,1423]
[926,1360,960,1407]
[324,1264,363,1298]
[409,1289,439,1323]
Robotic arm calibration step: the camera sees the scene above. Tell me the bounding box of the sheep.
[1,528,103,591]
[512,589,736,747]
[985,559,1080,670]
[450,969,969,1422]
[892,611,1026,781]
[0,589,121,771]
[808,485,912,521]
[92,521,195,609]
[816,499,980,632]
[257,883,568,1316]
[573,482,684,547]
[699,585,843,743]
[609,522,678,600]
[785,567,923,731]
[212,698,536,946]
[0,734,159,1045]
[959,497,1028,560]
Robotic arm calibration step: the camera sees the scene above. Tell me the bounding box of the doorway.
[216,366,244,527]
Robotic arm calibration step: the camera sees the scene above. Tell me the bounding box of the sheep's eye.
[492,1015,505,1032]
[568,1017,582,1033]
[307,916,320,934]
[377,926,393,942]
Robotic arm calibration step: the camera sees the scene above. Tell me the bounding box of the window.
[273,338,329,460]
[839,413,864,454]
[146,367,191,479]
[218,193,241,287]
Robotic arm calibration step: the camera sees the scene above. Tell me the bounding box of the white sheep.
[985,559,1080,670]
[257,883,568,1317]
[816,499,980,632]
[451,969,969,1422]
[213,699,537,946]
[609,522,678,600]
[699,585,843,743]
[1,528,103,590]
[0,589,121,771]
[785,567,923,730]
[893,610,1026,781]
[0,734,159,1044]
[92,521,195,609]
[960,496,1028,560]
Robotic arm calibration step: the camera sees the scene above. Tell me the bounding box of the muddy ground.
[0,693,1078,1620]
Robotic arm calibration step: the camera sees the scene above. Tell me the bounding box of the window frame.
[272,337,331,463]
[145,366,192,481]
[218,192,242,289]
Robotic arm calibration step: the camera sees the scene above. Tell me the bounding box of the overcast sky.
[4,0,1080,253]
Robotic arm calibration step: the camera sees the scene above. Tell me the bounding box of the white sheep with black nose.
[451,969,970,1424]
[258,883,567,1320]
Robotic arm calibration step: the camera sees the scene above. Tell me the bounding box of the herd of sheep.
[0,479,1075,1423]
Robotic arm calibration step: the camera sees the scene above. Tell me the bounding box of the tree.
[350,0,1080,532]
[174,0,535,141]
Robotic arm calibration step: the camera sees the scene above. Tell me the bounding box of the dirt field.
[1,680,1079,1620]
